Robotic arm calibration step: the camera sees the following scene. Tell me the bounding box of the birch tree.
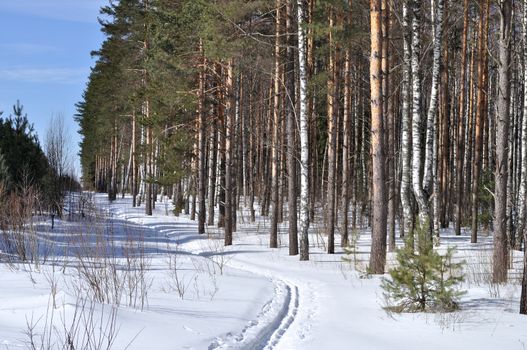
[400,0,413,239]
[297,0,310,261]
[410,0,429,231]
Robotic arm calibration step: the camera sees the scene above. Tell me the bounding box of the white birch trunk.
[423,0,443,195]
[298,0,310,261]
[400,0,413,238]
[410,0,429,228]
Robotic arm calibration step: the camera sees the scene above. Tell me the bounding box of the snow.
[1,194,527,349]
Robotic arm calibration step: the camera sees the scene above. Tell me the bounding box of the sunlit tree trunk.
[400,0,413,240]
[297,0,310,261]
[410,0,429,230]
[369,0,387,273]
[493,0,512,284]
[423,0,444,199]
[286,0,298,255]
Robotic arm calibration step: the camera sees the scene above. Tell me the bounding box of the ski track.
[99,201,309,350]
[206,255,312,350]
[208,279,299,350]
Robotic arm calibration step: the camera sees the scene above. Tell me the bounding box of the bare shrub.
[71,215,151,309]
[464,247,501,298]
[24,295,129,350]
[166,244,193,299]
[0,178,54,268]
[203,238,232,276]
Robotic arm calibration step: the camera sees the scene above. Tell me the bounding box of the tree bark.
[410,0,429,231]
[270,0,283,249]
[369,0,387,274]
[224,60,234,246]
[326,7,337,254]
[493,0,512,284]
[455,0,469,236]
[297,0,310,261]
[286,0,298,256]
[197,40,207,235]
[471,0,490,243]
[400,0,413,240]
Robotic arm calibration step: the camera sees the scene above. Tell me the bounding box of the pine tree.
[0,150,10,186]
[382,223,465,312]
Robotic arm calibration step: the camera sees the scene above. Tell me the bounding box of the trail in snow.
[208,280,298,350]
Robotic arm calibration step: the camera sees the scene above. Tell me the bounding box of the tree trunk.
[297,0,310,261]
[369,0,387,274]
[270,0,282,249]
[410,0,429,231]
[471,0,490,243]
[455,0,469,236]
[286,0,298,256]
[400,0,413,240]
[326,7,337,254]
[224,60,234,246]
[197,40,207,235]
[493,0,512,284]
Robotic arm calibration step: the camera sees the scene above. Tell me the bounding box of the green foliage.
[0,102,49,190]
[382,224,466,313]
[0,150,10,186]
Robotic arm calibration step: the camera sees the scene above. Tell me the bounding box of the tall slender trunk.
[207,108,218,226]
[342,35,352,247]
[369,0,387,274]
[382,0,395,252]
[145,99,153,216]
[326,8,337,254]
[522,23,527,306]
[218,66,226,228]
[423,0,444,198]
[410,0,429,230]
[224,60,234,246]
[197,41,207,235]
[493,0,512,284]
[297,0,310,261]
[400,0,413,239]
[455,0,470,236]
[131,113,137,207]
[286,0,298,256]
[270,0,283,249]
[471,0,490,243]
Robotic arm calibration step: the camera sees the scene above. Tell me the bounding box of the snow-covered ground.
[1,194,527,349]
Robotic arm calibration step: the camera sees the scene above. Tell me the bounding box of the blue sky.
[0,0,107,177]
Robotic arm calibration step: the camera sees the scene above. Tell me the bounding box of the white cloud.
[0,0,108,24]
[0,67,88,84]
